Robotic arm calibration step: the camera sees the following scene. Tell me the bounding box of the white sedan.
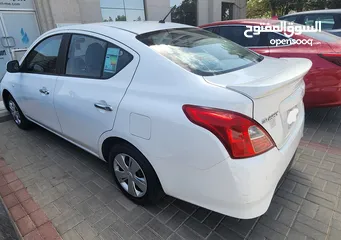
[0,21,311,219]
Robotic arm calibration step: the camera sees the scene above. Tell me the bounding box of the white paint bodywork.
[0,21,311,219]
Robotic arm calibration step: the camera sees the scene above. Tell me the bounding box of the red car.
[200,19,341,108]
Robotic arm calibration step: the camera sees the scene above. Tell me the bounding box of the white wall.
[198,0,246,25]
[144,0,171,22]
[78,0,102,23]
[48,0,82,24]
[197,0,209,26]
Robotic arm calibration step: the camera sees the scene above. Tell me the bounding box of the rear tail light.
[182,105,275,159]
[318,53,341,67]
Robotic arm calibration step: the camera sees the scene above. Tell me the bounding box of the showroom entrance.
[0,0,40,77]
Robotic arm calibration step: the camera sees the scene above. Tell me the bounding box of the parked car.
[200,19,341,108]
[0,22,311,219]
[279,9,341,37]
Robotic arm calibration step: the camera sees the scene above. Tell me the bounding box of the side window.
[24,35,62,74]
[263,32,291,47]
[280,15,297,22]
[303,14,336,30]
[220,26,262,47]
[66,34,133,79]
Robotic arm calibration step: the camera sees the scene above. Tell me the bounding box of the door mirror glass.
[7,60,20,73]
[32,64,44,73]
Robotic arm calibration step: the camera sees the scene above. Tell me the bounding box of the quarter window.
[23,35,62,74]
[66,34,133,78]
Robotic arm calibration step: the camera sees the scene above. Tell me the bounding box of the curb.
[0,195,21,240]
[0,157,62,240]
[0,110,11,123]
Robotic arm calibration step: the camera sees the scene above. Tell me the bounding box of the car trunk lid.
[204,57,312,148]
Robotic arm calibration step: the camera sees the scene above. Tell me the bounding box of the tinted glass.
[303,30,341,43]
[220,26,261,47]
[137,28,263,76]
[24,35,62,74]
[66,34,133,78]
[272,22,340,43]
[279,15,297,22]
[204,27,220,35]
[264,32,291,46]
[304,14,336,30]
[66,35,107,78]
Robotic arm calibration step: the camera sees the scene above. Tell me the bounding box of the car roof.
[54,21,195,35]
[282,9,341,17]
[200,19,281,27]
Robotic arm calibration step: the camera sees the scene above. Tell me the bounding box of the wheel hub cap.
[113,153,147,197]
[8,100,21,125]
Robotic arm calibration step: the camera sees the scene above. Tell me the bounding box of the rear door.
[266,32,305,58]
[54,32,139,154]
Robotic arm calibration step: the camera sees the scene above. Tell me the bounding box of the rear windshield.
[302,31,341,43]
[136,28,263,76]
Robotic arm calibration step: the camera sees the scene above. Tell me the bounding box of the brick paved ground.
[0,197,19,240]
[1,107,341,240]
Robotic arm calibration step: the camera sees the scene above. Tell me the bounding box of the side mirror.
[7,60,20,73]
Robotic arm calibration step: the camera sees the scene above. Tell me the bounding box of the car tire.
[109,143,164,205]
[6,95,32,130]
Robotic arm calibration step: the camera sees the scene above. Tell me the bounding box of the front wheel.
[109,144,164,204]
[6,95,32,130]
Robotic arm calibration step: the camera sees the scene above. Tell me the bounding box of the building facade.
[36,0,246,32]
[0,0,246,77]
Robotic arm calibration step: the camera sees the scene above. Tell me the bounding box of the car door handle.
[39,88,49,95]
[94,102,113,111]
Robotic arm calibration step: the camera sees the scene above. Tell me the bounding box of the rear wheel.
[6,95,32,130]
[109,144,164,204]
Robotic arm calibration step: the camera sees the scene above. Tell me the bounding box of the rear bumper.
[170,112,304,219]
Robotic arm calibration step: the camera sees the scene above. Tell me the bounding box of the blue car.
[279,9,341,37]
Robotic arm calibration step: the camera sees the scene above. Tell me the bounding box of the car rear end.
[136,27,311,218]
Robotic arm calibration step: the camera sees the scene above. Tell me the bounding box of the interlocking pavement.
[1,107,341,240]
[0,101,10,123]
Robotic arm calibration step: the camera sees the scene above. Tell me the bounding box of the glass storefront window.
[102,9,126,22]
[170,0,198,26]
[100,0,145,22]
[101,0,124,8]
[126,9,145,21]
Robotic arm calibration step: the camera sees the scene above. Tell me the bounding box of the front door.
[54,33,139,154]
[18,34,63,132]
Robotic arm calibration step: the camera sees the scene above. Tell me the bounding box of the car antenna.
[159,5,176,23]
